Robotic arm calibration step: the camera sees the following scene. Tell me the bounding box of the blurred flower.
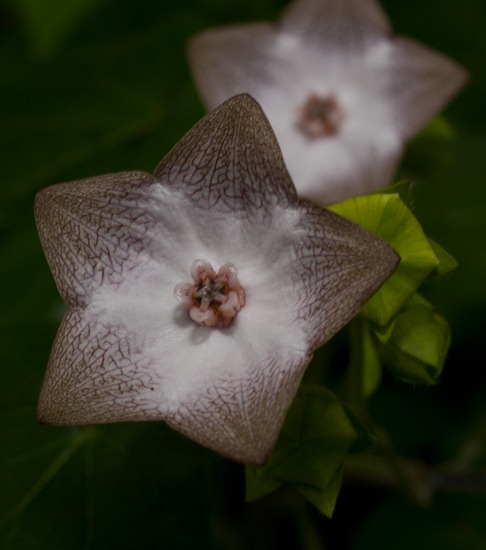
[35,95,398,465]
[188,0,468,205]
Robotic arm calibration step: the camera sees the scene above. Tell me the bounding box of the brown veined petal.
[385,37,469,139]
[165,354,311,466]
[291,202,400,350]
[35,171,156,307]
[279,0,391,51]
[187,23,277,111]
[37,309,163,425]
[154,94,298,216]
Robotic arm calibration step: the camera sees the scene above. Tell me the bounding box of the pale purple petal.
[38,309,162,425]
[164,355,310,465]
[385,37,469,139]
[291,203,399,349]
[188,23,277,111]
[279,0,390,50]
[154,93,297,212]
[35,172,156,307]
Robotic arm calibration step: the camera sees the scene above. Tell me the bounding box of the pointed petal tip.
[167,416,278,466]
[452,62,470,98]
[37,394,68,426]
[37,415,48,426]
[371,233,401,289]
[220,444,271,466]
[34,186,49,226]
[37,402,58,426]
[245,454,269,468]
[386,242,401,277]
[231,438,273,466]
[214,92,262,112]
[154,90,297,205]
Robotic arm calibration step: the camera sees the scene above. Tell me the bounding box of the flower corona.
[174,260,245,328]
[297,93,345,139]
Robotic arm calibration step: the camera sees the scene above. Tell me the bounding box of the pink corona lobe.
[297,93,345,139]
[174,260,245,328]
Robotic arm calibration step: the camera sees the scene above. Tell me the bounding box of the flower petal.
[291,202,399,349]
[279,0,390,50]
[37,308,162,425]
[164,354,311,465]
[154,94,297,212]
[35,172,156,307]
[188,23,277,110]
[386,37,469,139]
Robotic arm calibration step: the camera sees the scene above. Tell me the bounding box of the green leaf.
[355,319,382,400]
[245,385,359,518]
[343,405,375,454]
[380,296,451,385]
[371,294,432,343]
[427,239,459,278]
[295,465,344,518]
[245,469,283,501]
[371,318,396,344]
[371,180,414,208]
[339,318,383,408]
[329,193,439,326]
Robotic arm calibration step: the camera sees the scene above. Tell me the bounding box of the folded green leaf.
[371,180,414,208]
[427,239,458,278]
[343,405,376,454]
[371,318,396,344]
[329,193,439,325]
[342,318,383,405]
[245,385,359,517]
[380,298,451,384]
[295,465,344,518]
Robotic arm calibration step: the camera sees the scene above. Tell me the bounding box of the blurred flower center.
[297,93,345,139]
[174,259,245,328]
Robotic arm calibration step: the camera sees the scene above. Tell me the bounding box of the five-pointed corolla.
[188,0,468,205]
[35,94,398,465]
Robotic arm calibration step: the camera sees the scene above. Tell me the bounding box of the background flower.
[35,95,398,465]
[189,0,468,204]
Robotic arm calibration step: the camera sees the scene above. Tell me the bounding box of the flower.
[188,0,468,205]
[35,94,398,465]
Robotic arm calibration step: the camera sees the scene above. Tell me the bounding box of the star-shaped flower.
[35,95,398,465]
[188,0,468,205]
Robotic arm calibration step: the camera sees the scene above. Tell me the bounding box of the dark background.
[1,0,485,548]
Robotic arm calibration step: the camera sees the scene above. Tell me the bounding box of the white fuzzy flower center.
[297,93,345,139]
[174,259,245,328]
